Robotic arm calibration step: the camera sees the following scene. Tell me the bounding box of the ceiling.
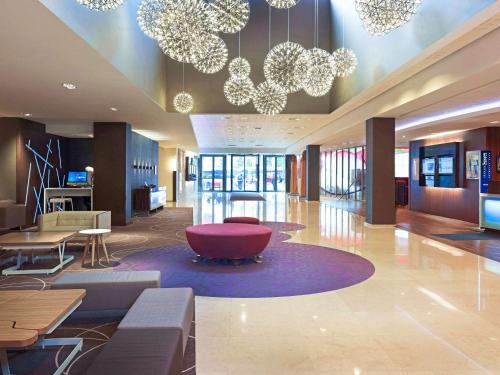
[0,1,498,154]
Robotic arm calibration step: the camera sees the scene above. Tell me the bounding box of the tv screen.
[67,171,88,185]
[422,158,435,175]
[438,156,454,174]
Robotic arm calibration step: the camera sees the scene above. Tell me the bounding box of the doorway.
[230,155,259,192]
[200,155,225,192]
[263,155,286,192]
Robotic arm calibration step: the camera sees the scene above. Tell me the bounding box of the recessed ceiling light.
[287,132,294,135]
[288,117,300,121]
[223,116,231,120]
[110,107,118,112]
[62,82,78,90]
[23,113,32,117]
[228,144,236,147]
[490,120,499,124]
[255,144,264,147]
[87,134,93,138]
[402,135,406,138]
[255,127,262,130]
[241,117,248,121]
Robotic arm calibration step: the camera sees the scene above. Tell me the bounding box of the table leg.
[82,236,90,266]
[95,235,101,264]
[0,349,11,375]
[91,236,96,267]
[32,337,82,375]
[100,234,110,264]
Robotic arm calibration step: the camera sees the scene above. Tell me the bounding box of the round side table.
[79,229,111,267]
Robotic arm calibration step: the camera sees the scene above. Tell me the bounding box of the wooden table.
[0,231,76,275]
[0,289,86,375]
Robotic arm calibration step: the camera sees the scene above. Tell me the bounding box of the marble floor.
[179,192,500,375]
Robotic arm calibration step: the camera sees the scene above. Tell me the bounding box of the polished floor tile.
[181,193,500,374]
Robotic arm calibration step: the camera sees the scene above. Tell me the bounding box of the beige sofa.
[0,200,26,229]
[38,211,111,237]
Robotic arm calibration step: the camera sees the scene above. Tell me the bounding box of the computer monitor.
[67,171,89,186]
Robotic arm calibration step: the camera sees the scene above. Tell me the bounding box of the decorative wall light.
[210,0,250,34]
[76,0,124,11]
[355,0,423,36]
[137,0,167,39]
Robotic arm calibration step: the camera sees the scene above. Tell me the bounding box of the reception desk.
[479,193,500,230]
[134,186,167,213]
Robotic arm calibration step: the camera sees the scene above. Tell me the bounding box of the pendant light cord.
[182,62,185,91]
[342,1,346,48]
[268,4,271,52]
[287,9,290,42]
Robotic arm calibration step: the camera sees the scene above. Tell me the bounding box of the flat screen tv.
[67,171,89,186]
[438,156,454,175]
[421,157,435,175]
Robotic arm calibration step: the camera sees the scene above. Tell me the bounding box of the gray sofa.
[52,271,194,375]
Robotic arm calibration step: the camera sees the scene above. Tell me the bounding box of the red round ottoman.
[186,223,272,260]
[223,216,260,225]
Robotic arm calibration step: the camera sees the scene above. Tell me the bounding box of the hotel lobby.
[0,0,500,374]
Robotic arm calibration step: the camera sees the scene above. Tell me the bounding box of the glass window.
[395,148,409,178]
[325,152,331,193]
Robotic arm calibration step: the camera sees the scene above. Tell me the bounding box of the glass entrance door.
[230,155,259,192]
[201,155,225,192]
[264,155,285,192]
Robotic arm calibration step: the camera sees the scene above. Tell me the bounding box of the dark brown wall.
[306,145,320,201]
[409,127,500,223]
[0,119,19,201]
[94,123,132,226]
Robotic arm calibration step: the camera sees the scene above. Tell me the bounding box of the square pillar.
[306,145,320,201]
[366,118,395,225]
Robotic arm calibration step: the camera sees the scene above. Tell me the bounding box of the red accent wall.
[409,127,500,224]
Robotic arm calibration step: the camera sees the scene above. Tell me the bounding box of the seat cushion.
[118,288,194,352]
[52,271,161,312]
[223,216,260,225]
[86,328,183,375]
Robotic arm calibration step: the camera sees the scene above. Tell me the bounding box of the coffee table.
[79,229,111,267]
[0,289,86,375]
[0,231,76,275]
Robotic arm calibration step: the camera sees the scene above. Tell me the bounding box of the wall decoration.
[466,150,480,180]
[497,155,500,173]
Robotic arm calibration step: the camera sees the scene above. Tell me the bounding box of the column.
[306,145,320,201]
[93,122,132,226]
[366,118,395,225]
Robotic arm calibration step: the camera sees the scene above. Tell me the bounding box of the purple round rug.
[117,222,375,298]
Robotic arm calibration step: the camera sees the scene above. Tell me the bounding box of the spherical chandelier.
[76,0,124,11]
[155,0,217,63]
[209,0,250,34]
[228,57,251,78]
[224,76,255,106]
[173,92,194,113]
[253,81,287,115]
[193,37,228,74]
[264,42,311,94]
[354,0,423,36]
[332,47,358,78]
[265,0,301,9]
[137,0,167,39]
[303,48,336,97]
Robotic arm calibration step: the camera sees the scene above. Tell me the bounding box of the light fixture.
[155,0,217,63]
[490,120,500,124]
[265,0,300,9]
[109,107,118,112]
[355,0,423,36]
[174,63,194,113]
[224,76,255,106]
[62,82,78,90]
[304,0,336,97]
[137,0,167,39]
[193,36,228,74]
[332,47,358,78]
[210,0,250,34]
[23,113,32,117]
[173,92,193,114]
[76,0,124,11]
[228,57,251,78]
[264,42,310,94]
[253,81,287,115]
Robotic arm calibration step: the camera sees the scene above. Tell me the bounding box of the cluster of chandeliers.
[75,0,422,114]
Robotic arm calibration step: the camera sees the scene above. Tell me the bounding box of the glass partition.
[264,155,285,192]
